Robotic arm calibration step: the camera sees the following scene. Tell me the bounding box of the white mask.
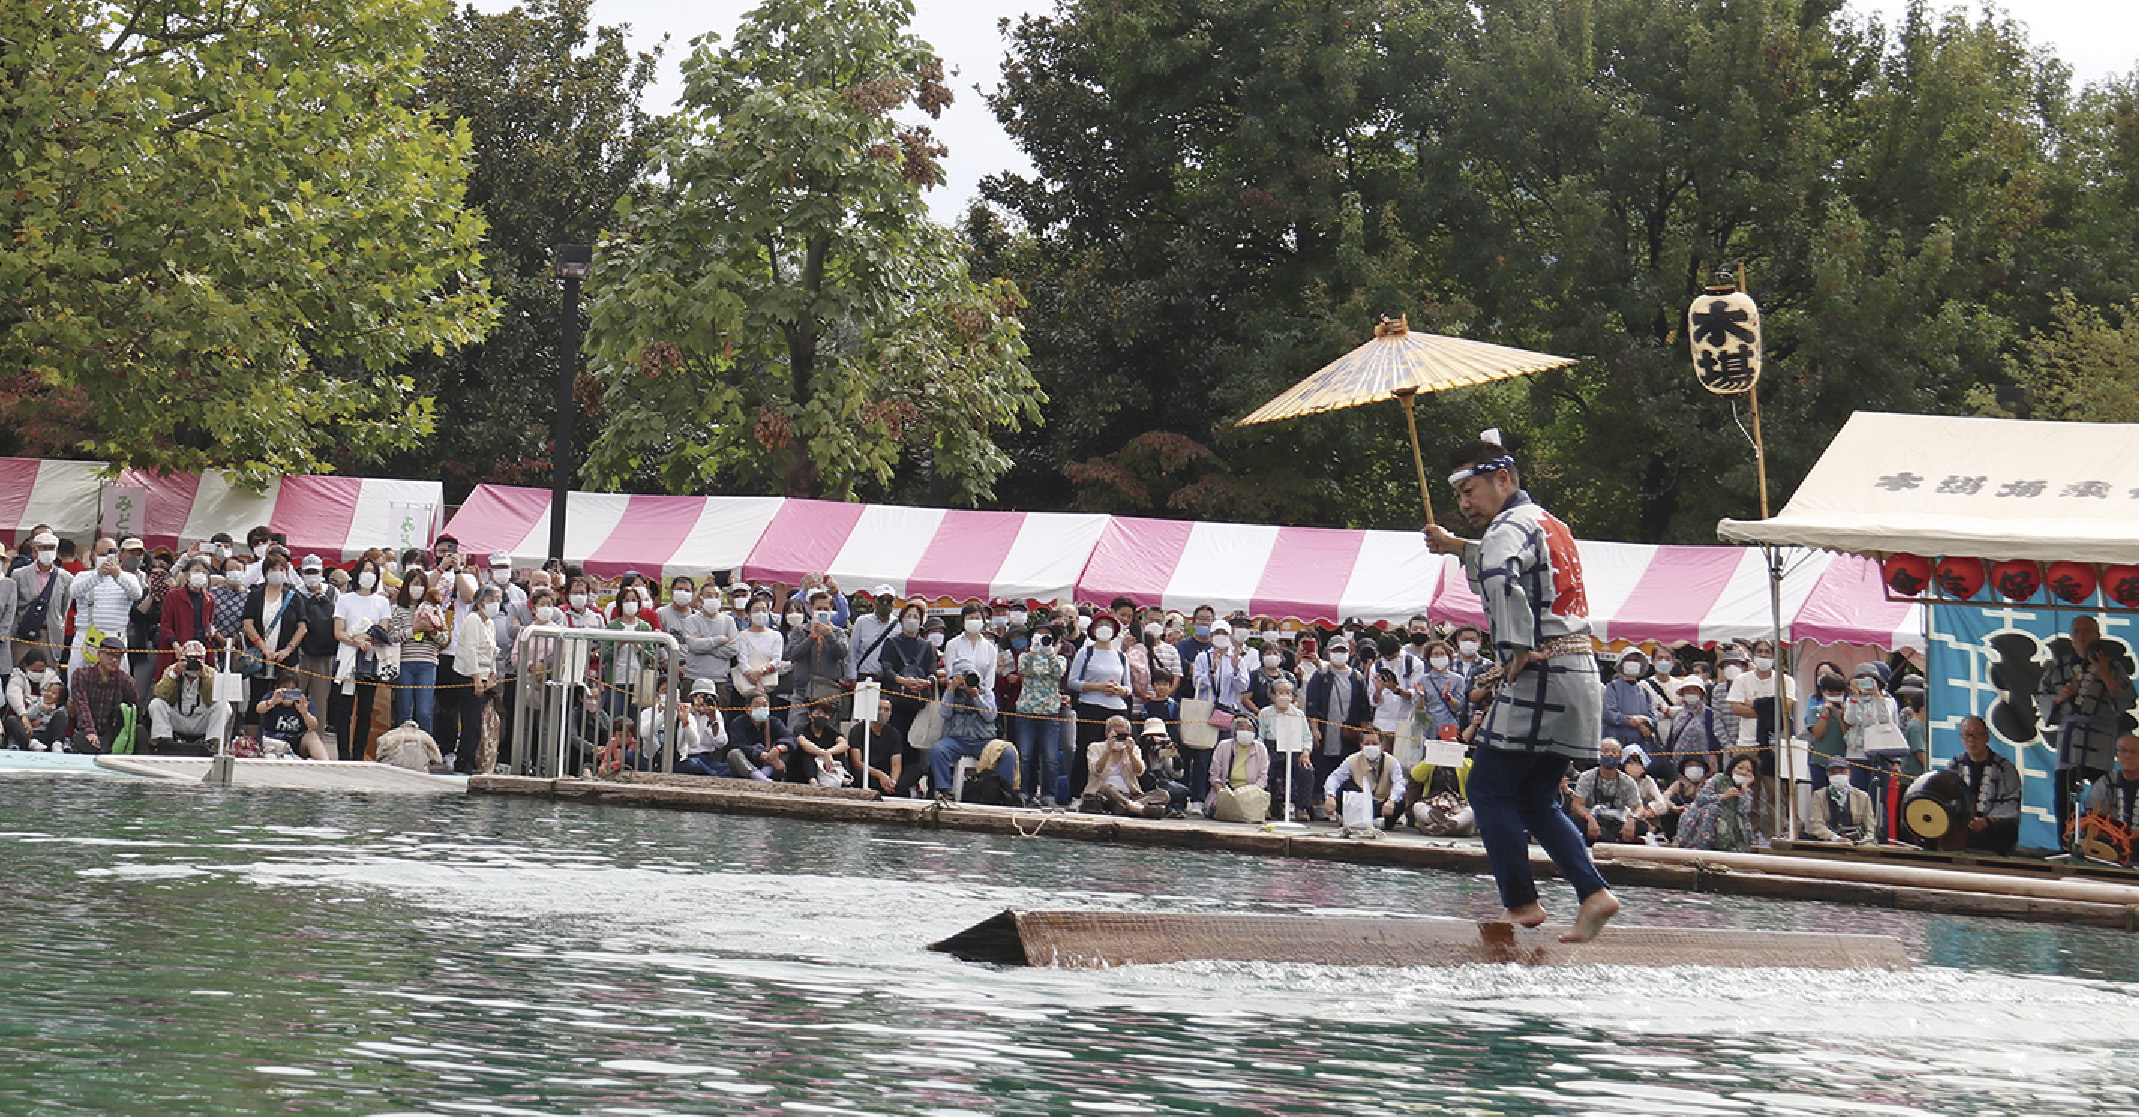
[1262,653,1281,670]
[265,571,286,586]
[1682,692,1705,708]
[1620,660,1644,678]
[749,611,769,628]
[480,601,498,618]
[964,617,984,636]
[1328,651,1349,667]
[493,568,512,585]
[1458,640,1480,657]
[781,611,800,628]
[570,593,590,610]
[36,549,56,566]
[1009,610,1028,626]
[1361,744,1383,762]
[382,560,397,576]
[1235,728,1255,743]
[622,599,641,617]
[1734,772,1756,787]
[1212,633,1232,650]
[536,605,559,623]
[1091,625,1114,643]
[926,632,946,649]
[1829,773,1852,790]
[1722,664,1744,682]
[357,570,377,591]
[1682,765,1706,782]
[1143,622,1163,640]
[1652,658,1674,675]
[1429,655,1451,671]
[901,617,921,636]
[302,572,322,590]
[1753,656,1775,672]
[188,571,209,590]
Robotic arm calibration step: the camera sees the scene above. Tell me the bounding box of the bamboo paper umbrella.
[1236,316,1578,524]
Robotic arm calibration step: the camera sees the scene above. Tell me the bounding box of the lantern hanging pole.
[1749,383,1772,520]
[1393,387,1436,526]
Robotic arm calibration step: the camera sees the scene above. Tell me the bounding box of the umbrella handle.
[1397,390,1435,526]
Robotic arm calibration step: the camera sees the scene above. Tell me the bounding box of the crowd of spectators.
[1,523,2125,864]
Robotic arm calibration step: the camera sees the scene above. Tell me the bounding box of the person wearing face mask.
[725,692,795,780]
[656,576,698,633]
[448,585,503,773]
[1653,757,1709,843]
[1064,606,1131,799]
[1447,625,1492,717]
[3,649,63,750]
[848,585,900,686]
[1322,727,1402,829]
[1674,753,1760,852]
[1411,638,1465,744]
[1013,624,1070,805]
[1301,636,1370,814]
[287,555,341,732]
[1804,756,1875,844]
[1601,648,1658,750]
[239,552,311,728]
[1185,619,1250,795]
[67,536,144,674]
[731,592,787,701]
[5,532,66,669]
[1207,718,1271,822]
[1803,672,1851,788]
[1708,646,1747,749]
[1725,639,1792,758]
[1127,613,1180,710]
[784,588,850,711]
[875,602,937,744]
[330,558,393,760]
[157,557,218,683]
[561,576,603,629]
[926,604,1009,798]
[1840,664,1903,794]
[385,570,444,737]
[1570,739,1647,844]
[677,580,741,701]
[1658,676,1721,786]
[70,635,139,754]
[1248,638,1299,715]
[783,698,851,786]
[599,583,658,725]
[1174,605,1218,678]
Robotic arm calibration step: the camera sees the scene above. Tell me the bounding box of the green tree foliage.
[979,0,2113,541]
[1972,293,2139,423]
[365,0,667,496]
[0,0,494,478]
[582,0,1042,503]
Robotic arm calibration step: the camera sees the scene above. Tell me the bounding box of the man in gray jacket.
[675,585,740,699]
[8,532,64,668]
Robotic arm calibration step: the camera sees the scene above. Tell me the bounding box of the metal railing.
[509,625,680,779]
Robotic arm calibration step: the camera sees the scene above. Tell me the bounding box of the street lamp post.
[551,244,592,564]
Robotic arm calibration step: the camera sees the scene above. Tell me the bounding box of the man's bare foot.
[1498,902,1548,928]
[1558,889,1621,943]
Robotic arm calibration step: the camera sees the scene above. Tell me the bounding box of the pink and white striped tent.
[441,485,785,581]
[740,499,1110,604]
[437,486,1923,652]
[0,457,444,560]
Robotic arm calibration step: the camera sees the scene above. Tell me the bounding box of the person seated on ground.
[1208,719,1270,823]
[596,717,639,777]
[2078,733,2139,865]
[1621,747,1669,836]
[1083,715,1165,817]
[1653,756,1708,844]
[5,649,65,748]
[1322,727,1402,830]
[149,639,228,756]
[927,661,1011,800]
[12,679,70,752]
[67,636,138,755]
[787,698,851,786]
[1805,755,1876,845]
[854,690,914,797]
[674,679,732,777]
[1405,750,1475,836]
[1136,716,1193,815]
[253,670,330,760]
[1570,738,1648,845]
[1675,753,1759,852]
[1947,715,2022,855]
[726,691,795,781]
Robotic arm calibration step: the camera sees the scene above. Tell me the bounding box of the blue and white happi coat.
[1460,491,1601,762]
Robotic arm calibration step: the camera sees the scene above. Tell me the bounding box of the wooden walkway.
[98,756,465,794]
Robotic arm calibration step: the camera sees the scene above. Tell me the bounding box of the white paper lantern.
[1688,285,1761,395]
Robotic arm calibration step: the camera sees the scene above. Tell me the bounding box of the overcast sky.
[506,0,2139,222]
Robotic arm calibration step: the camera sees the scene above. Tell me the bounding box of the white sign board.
[388,502,437,553]
[1419,738,1468,767]
[1271,710,1310,755]
[851,680,882,723]
[99,485,149,541]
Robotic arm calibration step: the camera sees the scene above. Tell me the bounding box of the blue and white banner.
[1928,601,2139,850]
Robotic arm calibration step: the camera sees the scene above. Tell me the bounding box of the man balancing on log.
[1424,438,1622,943]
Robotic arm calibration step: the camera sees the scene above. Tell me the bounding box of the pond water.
[2,777,2137,1116]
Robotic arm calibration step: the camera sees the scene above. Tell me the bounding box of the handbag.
[907,685,944,748]
[12,570,56,643]
[237,591,297,678]
[1862,719,1909,755]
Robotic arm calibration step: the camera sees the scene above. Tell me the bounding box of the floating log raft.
[930,909,1912,971]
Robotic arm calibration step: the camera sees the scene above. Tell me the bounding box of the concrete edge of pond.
[467,774,2139,933]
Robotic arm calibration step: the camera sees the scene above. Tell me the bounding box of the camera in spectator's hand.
[961,671,981,692]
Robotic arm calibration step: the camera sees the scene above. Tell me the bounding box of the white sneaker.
[1185,802,1204,818]
[28,741,47,752]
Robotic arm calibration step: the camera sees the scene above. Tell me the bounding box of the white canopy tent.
[1718,411,2139,563]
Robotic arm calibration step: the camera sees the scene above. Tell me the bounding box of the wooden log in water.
[930,909,1912,971]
